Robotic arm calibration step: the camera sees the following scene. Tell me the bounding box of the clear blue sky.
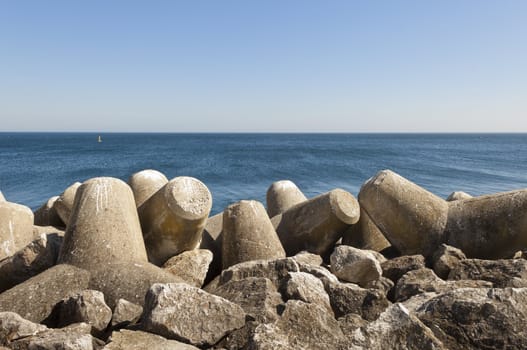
[1,0,526,132]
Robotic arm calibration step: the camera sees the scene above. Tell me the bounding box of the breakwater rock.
[1,169,527,349]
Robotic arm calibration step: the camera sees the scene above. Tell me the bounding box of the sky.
[0,0,526,132]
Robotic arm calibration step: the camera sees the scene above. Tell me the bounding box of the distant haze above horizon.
[1,1,526,132]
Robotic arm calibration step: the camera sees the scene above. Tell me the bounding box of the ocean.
[1,133,526,215]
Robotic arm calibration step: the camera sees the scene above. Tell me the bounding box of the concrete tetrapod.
[34,196,64,227]
[0,191,5,201]
[139,176,212,265]
[128,169,168,208]
[445,189,527,259]
[58,177,148,270]
[342,208,391,252]
[266,180,307,218]
[222,200,286,269]
[53,182,81,226]
[0,201,35,260]
[359,170,449,257]
[272,189,360,257]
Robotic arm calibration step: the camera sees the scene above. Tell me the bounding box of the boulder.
[222,200,285,269]
[342,208,391,252]
[448,258,527,287]
[110,299,143,327]
[58,177,148,271]
[0,312,47,345]
[104,329,199,350]
[139,176,212,265]
[141,283,246,347]
[266,180,307,217]
[211,277,283,323]
[359,170,449,258]
[297,262,340,287]
[364,276,395,295]
[381,254,426,283]
[394,268,492,302]
[325,281,390,320]
[0,232,62,292]
[53,182,81,226]
[273,189,360,257]
[291,251,323,266]
[330,245,382,287]
[0,264,91,323]
[446,191,473,201]
[162,249,213,288]
[128,169,168,208]
[445,189,527,259]
[0,201,35,260]
[337,313,367,335]
[280,272,332,313]
[248,300,346,350]
[415,288,527,349]
[350,303,446,349]
[430,244,466,279]
[33,196,64,227]
[52,290,112,335]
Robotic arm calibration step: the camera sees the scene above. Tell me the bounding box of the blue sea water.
[1,133,527,215]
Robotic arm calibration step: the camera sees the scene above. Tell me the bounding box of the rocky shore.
[1,169,527,349]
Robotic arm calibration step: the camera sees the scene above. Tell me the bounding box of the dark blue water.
[1,133,527,215]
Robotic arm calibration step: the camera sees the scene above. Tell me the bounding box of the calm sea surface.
[1,133,527,215]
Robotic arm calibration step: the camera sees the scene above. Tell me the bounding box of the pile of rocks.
[1,169,527,349]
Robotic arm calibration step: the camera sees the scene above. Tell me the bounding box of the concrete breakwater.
[1,168,527,349]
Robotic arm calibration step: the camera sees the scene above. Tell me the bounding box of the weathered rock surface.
[325,281,390,320]
[33,196,64,227]
[280,272,332,313]
[0,201,35,261]
[53,290,112,334]
[211,277,283,323]
[416,288,527,349]
[290,251,323,266]
[359,170,449,257]
[446,191,473,201]
[222,200,285,269]
[431,244,466,279]
[128,169,168,208]
[350,303,446,350]
[342,208,391,252]
[266,180,307,218]
[0,264,91,323]
[110,299,143,327]
[0,312,47,345]
[330,245,382,287]
[381,254,426,283]
[139,176,212,265]
[104,329,199,350]
[394,268,492,302]
[162,249,213,288]
[448,258,527,287]
[53,181,81,226]
[273,189,360,257]
[142,283,246,347]
[0,233,62,292]
[248,300,346,350]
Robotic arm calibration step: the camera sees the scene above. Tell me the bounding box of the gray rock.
[364,276,395,295]
[162,249,213,288]
[325,281,390,320]
[127,169,168,208]
[381,254,426,283]
[448,258,527,287]
[222,200,285,269]
[280,272,332,314]
[394,268,492,302]
[342,208,391,252]
[273,189,360,257]
[211,277,283,323]
[104,329,199,350]
[111,299,143,327]
[350,303,446,350]
[446,191,472,201]
[330,245,382,287]
[142,283,246,347]
[297,263,340,287]
[214,321,259,350]
[337,313,367,335]
[248,300,346,350]
[53,182,81,226]
[266,180,307,218]
[0,201,35,260]
[53,290,112,334]
[0,312,47,345]
[0,264,91,323]
[33,196,64,228]
[291,251,323,266]
[416,288,527,349]
[431,244,466,279]
[0,233,62,292]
